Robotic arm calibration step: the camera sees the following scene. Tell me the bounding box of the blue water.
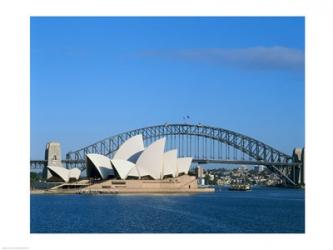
[30,186,304,233]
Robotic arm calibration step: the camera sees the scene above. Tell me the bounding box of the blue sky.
[30,17,304,159]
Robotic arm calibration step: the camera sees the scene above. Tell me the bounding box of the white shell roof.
[113,135,144,161]
[163,150,178,178]
[111,159,136,180]
[86,153,113,180]
[127,166,153,177]
[135,138,166,179]
[127,166,139,177]
[177,157,192,175]
[47,166,81,182]
[47,166,70,182]
[68,168,81,180]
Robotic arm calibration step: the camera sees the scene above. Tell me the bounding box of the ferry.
[229,183,251,191]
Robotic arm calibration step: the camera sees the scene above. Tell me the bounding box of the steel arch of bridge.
[65,124,298,185]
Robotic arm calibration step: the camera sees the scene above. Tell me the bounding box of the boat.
[228,183,251,191]
[229,169,252,191]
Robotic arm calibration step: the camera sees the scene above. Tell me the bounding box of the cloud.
[142,46,305,72]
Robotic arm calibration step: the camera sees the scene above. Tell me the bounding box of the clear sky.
[30,17,304,159]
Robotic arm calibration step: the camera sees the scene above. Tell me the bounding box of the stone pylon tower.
[43,142,63,180]
[291,147,305,185]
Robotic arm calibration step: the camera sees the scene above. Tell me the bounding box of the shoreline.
[30,188,215,195]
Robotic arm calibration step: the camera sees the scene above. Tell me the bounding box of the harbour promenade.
[31,175,215,194]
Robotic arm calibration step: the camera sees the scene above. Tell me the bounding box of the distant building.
[199,178,205,185]
[196,166,204,178]
[195,166,205,185]
[254,165,265,173]
[238,165,248,172]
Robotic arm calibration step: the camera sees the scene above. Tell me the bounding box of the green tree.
[30,172,41,189]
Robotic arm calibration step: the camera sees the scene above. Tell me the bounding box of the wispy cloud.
[142,46,304,72]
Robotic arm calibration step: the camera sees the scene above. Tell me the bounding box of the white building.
[46,165,81,183]
[86,135,192,180]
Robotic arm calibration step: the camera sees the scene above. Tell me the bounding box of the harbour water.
[30,186,304,233]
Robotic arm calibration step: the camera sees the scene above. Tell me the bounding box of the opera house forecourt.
[40,135,214,194]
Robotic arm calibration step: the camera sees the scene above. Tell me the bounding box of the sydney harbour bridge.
[30,123,304,186]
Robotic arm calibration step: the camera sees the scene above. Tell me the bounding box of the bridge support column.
[291,147,305,186]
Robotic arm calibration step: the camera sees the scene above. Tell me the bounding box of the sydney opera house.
[42,135,212,193]
[86,135,191,181]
